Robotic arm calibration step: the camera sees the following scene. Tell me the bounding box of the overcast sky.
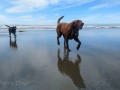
[0,0,120,25]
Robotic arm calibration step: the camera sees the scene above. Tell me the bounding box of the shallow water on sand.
[0,29,120,90]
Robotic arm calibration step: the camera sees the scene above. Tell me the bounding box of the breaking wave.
[0,24,120,30]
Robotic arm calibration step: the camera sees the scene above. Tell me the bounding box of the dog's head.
[72,20,84,37]
[72,20,84,30]
[13,26,17,30]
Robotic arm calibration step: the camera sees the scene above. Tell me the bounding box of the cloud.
[90,0,120,9]
[3,0,120,13]
[81,13,120,24]
[0,14,16,24]
[17,13,120,25]
[12,15,56,25]
[1,0,120,25]
[0,14,7,21]
[5,0,59,13]
[0,13,56,25]
[1,13,120,25]
[0,14,19,25]
[19,15,33,20]
[5,0,95,13]
[53,0,94,10]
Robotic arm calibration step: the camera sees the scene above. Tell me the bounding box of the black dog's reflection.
[9,37,18,49]
[57,49,86,89]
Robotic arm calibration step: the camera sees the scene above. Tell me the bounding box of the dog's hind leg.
[13,31,16,38]
[65,37,71,52]
[74,37,81,50]
[56,29,62,45]
[57,35,61,45]
[63,35,67,49]
[9,30,11,37]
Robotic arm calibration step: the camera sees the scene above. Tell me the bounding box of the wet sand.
[0,28,120,90]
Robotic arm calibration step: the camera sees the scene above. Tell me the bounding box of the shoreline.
[0,25,120,30]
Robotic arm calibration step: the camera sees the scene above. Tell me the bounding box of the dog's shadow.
[57,49,86,89]
[9,37,18,49]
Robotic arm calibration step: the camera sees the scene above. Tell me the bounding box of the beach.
[0,27,120,90]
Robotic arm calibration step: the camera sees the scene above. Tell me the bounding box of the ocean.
[0,26,120,90]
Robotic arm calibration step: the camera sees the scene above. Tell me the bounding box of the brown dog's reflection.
[9,37,18,49]
[57,49,86,89]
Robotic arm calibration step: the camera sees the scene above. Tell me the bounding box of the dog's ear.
[72,21,75,27]
[72,20,77,28]
[72,20,79,28]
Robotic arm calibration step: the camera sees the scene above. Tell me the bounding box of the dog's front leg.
[9,30,11,37]
[74,37,81,50]
[63,35,67,49]
[14,33,16,38]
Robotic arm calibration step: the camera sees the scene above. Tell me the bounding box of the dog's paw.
[76,46,80,50]
[57,41,60,45]
[76,44,81,50]
[57,42,60,45]
[58,43,60,45]
[64,46,67,49]
[67,49,71,52]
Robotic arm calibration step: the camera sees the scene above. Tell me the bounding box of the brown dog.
[56,16,84,51]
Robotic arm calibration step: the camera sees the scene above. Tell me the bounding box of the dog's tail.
[5,25,10,27]
[57,16,64,25]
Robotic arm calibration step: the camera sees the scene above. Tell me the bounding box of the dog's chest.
[9,27,16,33]
[68,31,78,39]
[68,33,74,39]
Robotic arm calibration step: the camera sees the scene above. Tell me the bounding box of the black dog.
[6,25,17,37]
